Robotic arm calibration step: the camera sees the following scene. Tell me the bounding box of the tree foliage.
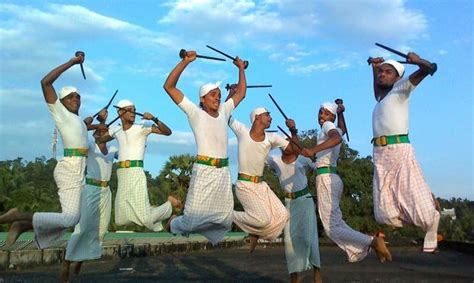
[1,141,473,243]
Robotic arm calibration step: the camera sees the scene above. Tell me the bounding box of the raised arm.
[229,57,247,108]
[368,57,384,101]
[301,129,342,158]
[336,104,347,136]
[163,51,196,105]
[142,112,172,136]
[282,118,301,155]
[407,52,432,86]
[40,53,84,104]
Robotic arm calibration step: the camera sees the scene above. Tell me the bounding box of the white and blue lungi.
[268,155,321,273]
[65,141,115,261]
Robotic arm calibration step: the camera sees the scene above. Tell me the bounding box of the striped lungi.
[32,157,86,249]
[284,193,320,273]
[233,180,288,240]
[115,167,172,231]
[373,143,440,252]
[65,184,112,261]
[171,163,233,245]
[317,174,373,262]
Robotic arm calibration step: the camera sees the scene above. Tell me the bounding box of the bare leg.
[313,266,322,283]
[164,214,177,232]
[73,261,83,275]
[167,196,183,213]
[0,208,33,224]
[60,260,71,283]
[290,272,300,283]
[6,221,33,246]
[371,236,392,262]
[247,234,259,253]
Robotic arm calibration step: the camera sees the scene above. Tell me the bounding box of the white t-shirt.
[267,155,315,193]
[47,99,88,149]
[230,118,289,176]
[86,140,117,181]
[178,96,234,158]
[372,77,416,137]
[109,123,152,161]
[315,121,343,168]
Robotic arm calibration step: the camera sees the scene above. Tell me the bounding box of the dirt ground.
[1,245,473,283]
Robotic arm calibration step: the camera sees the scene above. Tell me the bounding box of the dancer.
[0,53,90,248]
[301,102,391,262]
[61,116,116,282]
[267,147,321,282]
[163,50,247,245]
[230,108,300,252]
[369,53,440,253]
[97,99,180,231]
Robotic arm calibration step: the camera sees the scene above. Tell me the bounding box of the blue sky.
[0,0,472,200]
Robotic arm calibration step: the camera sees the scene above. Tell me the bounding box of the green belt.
[196,155,229,168]
[86,178,109,187]
[316,166,337,175]
[117,160,143,169]
[237,173,263,183]
[372,134,410,147]
[64,148,88,157]
[285,187,309,199]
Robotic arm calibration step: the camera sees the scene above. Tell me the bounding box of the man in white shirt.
[61,118,117,282]
[97,99,180,231]
[163,50,247,245]
[302,102,391,263]
[369,53,440,253]
[0,53,93,249]
[230,108,301,252]
[267,140,321,282]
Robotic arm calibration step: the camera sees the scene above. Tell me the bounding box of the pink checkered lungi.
[373,143,440,252]
[233,180,288,240]
[316,174,373,262]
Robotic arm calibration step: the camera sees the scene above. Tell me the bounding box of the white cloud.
[287,61,350,75]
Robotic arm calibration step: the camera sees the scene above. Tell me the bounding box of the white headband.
[320,102,337,115]
[250,107,269,124]
[199,82,221,97]
[381,59,405,77]
[59,86,79,99]
[117,99,134,108]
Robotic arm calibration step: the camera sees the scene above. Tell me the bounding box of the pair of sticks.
[179,45,249,69]
[368,43,437,76]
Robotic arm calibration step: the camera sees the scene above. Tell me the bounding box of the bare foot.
[73,261,83,275]
[0,208,20,224]
[246,234,259,253]
[6,221,32,246]
[372,236,392,263]
[60,261,71,283]
[164,215,177,232]
[168,196,183,213]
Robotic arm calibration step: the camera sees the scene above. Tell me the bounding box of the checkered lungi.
[170,163,233,245]
[115,167,172,231]
[373,143,440,252]
[65,184,112,261]
[284,193,321,273]
[32,157,86,249]
[317,174,373,262]
[233,180,288,240]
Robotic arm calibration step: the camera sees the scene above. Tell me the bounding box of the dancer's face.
[318,107,335,126]
[376,64,400,89]
[200,88,221,112]
[60,92,81,114]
